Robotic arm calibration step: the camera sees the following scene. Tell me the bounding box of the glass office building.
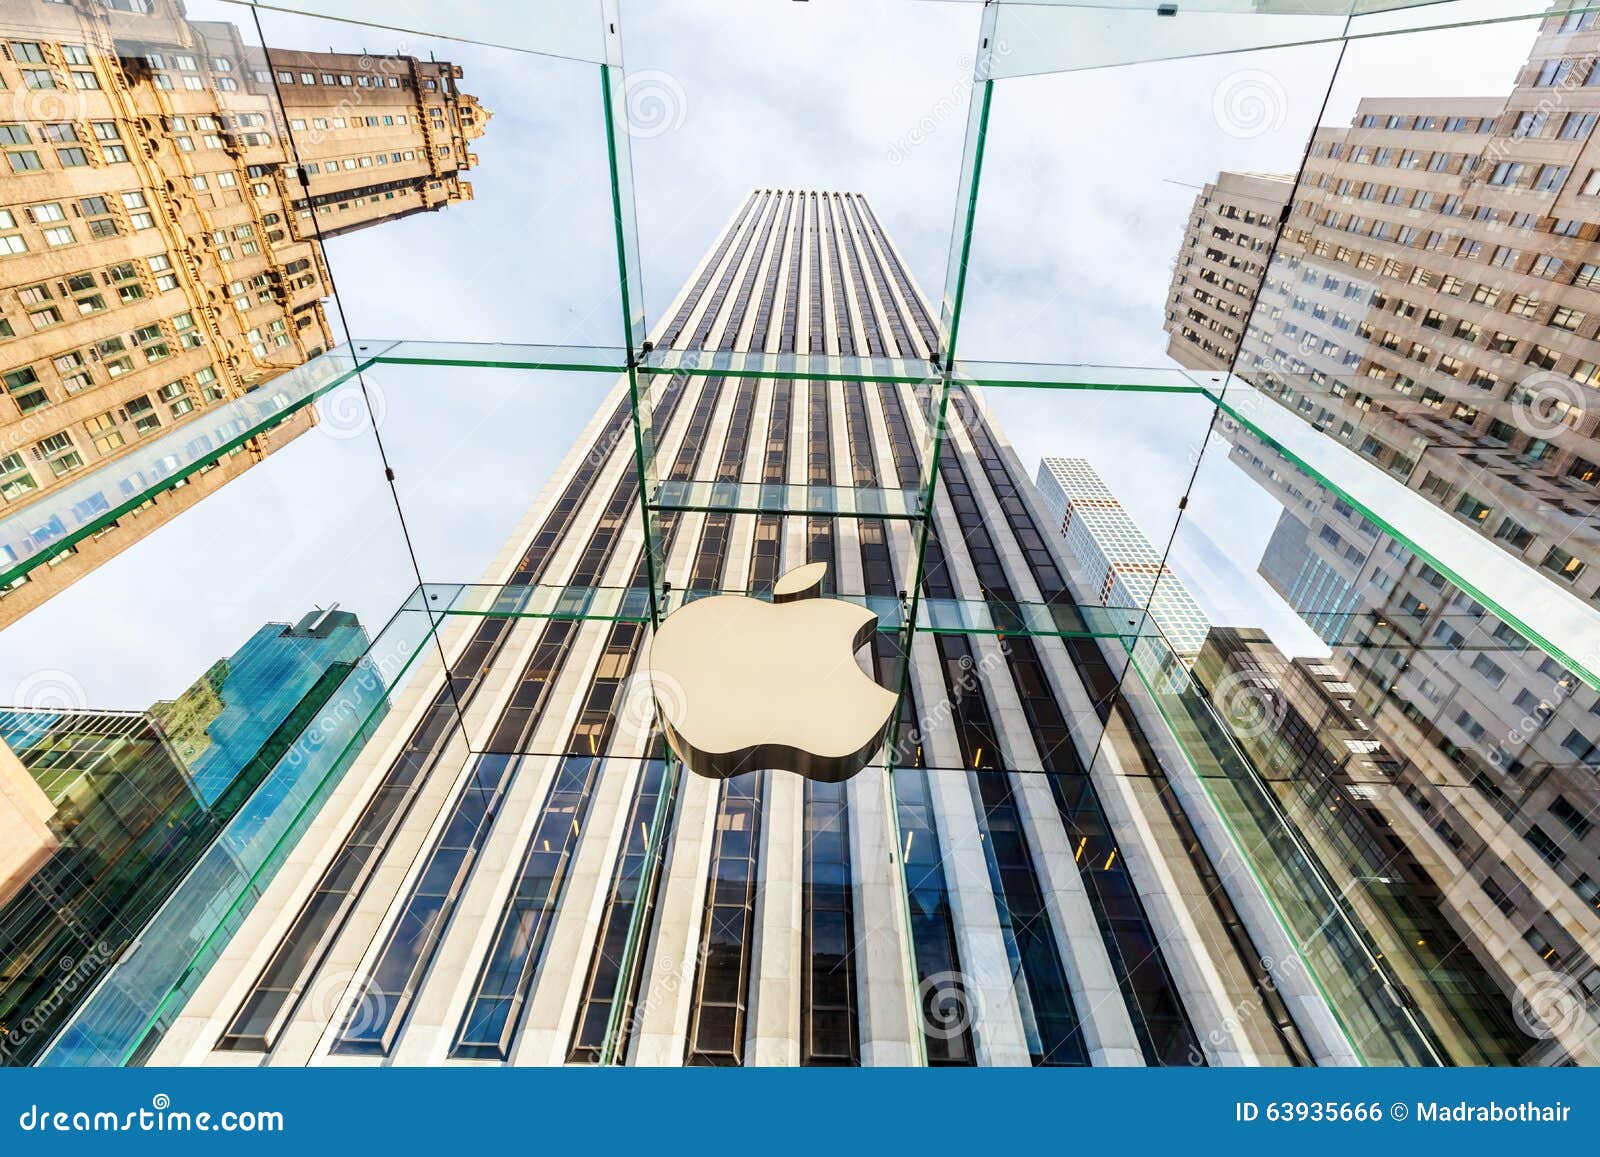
[2,0,1599,1068]
[0,607,384,1065]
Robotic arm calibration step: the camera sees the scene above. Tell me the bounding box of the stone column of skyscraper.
[129,190,1363,1068]
[0,0,486,627]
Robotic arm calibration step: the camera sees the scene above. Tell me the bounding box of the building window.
[1541,546,1585,583]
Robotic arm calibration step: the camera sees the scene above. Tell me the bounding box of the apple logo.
[647,562,897,783]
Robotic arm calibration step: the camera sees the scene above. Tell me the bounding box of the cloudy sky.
[0,0,1540,708]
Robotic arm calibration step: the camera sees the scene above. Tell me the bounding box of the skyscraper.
[1035,456,1213,666]
[0,605,385,1066]
[71,186,1547,1071]
[0,0,487,626]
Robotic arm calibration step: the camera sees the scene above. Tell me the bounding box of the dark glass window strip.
[448,620,647,1059]
[833,193,886,357]
[684,773,763,1065]
[564,756,675,1062]
[720,195,782,353]
[662,192,761,349]
[330,751,518,1055]
[843,195,913,357]
[791,371,859,1065]
[857,198,940,351]
[848,386,973,1065]
[801,779,858,1065]
[917,536,1090,1065]
[823,195,858,358]
[749,382,791,594]
[780,193,804,354]
[872,377,1088,1065]
[562,373,745,1063]
[752,192,793,353]
[807,193,825,355]
[689,192,772,350]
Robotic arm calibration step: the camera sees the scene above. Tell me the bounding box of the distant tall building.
[1035,457,1212,665]
[0,0,488,626]
[151,607,372,805]
[1163,8,1600,602]
[0,606,384,1066]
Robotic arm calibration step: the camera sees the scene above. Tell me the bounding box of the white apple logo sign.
[646,562,897,782]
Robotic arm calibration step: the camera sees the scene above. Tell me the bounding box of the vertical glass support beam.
[625,365,666,624]
[600,2,648,356]
[599,754,681,1064]
[937,1,998,365]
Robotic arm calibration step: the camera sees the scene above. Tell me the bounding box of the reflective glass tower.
[3,607,385,1066]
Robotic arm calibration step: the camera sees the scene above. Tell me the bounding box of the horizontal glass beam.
[414,582,1152,640]
[1213,380,1600,690]
[225,0,609,62]
[651,480,924,520]
[957,361,1211,393]
[407,582,656,622]
[985,0,1567,78]
[642,346,937,385]
[353,338,1215,394]
[0,347,378,588]
[363,340,630,373]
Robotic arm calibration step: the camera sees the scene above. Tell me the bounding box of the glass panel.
[1139,389,1600,1063]
[36,595,453,1066]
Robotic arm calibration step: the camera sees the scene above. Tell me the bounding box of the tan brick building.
[0,0,486,627]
